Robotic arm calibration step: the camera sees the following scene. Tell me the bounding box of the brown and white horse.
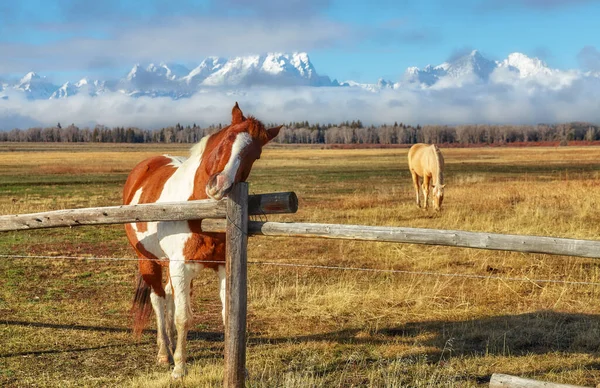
[408,143,445,211]
[123,103,281,379]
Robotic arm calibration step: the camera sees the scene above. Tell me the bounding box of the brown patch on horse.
[123,155,177,234]
[125,224,166,295]
[135,222,148,234]
[123,155,174,203]
[190,131,230,200]
[182,220,225,271]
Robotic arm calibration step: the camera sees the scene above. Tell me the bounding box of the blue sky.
[1,0,600,83]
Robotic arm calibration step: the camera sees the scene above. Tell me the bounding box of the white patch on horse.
[218,265,226,324]
[220,132,253,190]
[155,137,213,267]
[129,187,165,259]
[158,135,210,203]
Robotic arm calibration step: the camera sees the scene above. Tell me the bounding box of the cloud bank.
[2,76,600,130]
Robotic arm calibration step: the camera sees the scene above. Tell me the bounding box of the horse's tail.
[131,275,154,338]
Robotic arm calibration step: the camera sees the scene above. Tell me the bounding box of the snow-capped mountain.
[401,50,566,89]
[8,52,334,100]
[50,78,108,99]
[342,78,398,92]
[74,78,107,96]
[119,63,192,97]
[201,53,333,87]
[0,50,591,101]
[50,82,78,99]
[14,72,58,100]
[403,50,498,87]
[182,57,227,87]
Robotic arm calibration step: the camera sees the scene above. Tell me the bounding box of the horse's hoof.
[157,355,170,365]
[171,365,187,380]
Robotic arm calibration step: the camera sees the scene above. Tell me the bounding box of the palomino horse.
[123,103,281,379]
[408,143,445,211]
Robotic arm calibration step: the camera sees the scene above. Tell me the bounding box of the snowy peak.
[18,72,41,85]
[445,50,497,80]
[182,57,227,86]
[15,72,58,99]
[202,55,261,86]
[50,82,76,99]
[146,63,190,80]
[3,50,588,101]
[6,52,334,100]
[202,52,333,87]
[403,50,561,87]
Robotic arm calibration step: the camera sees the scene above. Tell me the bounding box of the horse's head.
[203,102,281,200]
[433,184,445,211]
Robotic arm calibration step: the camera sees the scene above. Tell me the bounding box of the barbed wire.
[2,253,599,287]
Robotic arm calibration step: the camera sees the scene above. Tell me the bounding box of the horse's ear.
[264,125,283,144]
[232,102,245,125]
[440,184,446,188]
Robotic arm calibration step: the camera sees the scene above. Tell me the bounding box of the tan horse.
[408,143,445,211]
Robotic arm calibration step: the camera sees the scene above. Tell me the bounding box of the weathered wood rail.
[199,220,600,260]
[0,191,297,232]
[489,373,592,388]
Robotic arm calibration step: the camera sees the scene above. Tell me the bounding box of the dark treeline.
[1,121,599,145]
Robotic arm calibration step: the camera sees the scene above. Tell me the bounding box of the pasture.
[2,143,600,387]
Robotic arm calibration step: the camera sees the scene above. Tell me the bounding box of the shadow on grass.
[0,320,222,358]
[4,311,600,372]
[251,310,600,359]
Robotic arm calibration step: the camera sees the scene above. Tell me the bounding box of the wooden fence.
[3,182,600,387]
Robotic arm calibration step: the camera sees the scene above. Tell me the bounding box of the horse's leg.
[134,255,170,365]
[422,175,431,210]
[170,258,200,379]
[164,272,176,356]
[150,290,171,365]
[411,170,421,208]
[218,265,227,325]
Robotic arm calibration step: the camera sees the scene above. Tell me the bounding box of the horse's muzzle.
[206,174,233,201]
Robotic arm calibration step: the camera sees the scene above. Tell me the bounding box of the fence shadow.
[251,310,600,360]
[0,319,222,358]
[5,311,600,365]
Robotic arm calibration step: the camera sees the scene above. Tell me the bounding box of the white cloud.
[2,77,600,130]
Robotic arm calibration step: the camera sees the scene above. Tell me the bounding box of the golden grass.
[2,143,600,387]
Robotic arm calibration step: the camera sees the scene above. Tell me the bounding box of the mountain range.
[0,50,596,100]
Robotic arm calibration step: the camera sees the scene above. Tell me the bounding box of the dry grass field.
[2,142,600,387]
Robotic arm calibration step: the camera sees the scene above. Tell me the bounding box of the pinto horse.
[408,143,445,211]
[123,103,281,379]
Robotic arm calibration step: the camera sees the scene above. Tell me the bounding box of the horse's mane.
[432,144,444,184]
[246,116,269,142]
[432,144,442,162]
[189,134,210,158]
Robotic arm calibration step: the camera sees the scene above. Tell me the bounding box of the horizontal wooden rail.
[199,220,600,260]
[489,373,590,388]
[0,192,297,232]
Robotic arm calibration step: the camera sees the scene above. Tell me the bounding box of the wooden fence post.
[224,183,249,388]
